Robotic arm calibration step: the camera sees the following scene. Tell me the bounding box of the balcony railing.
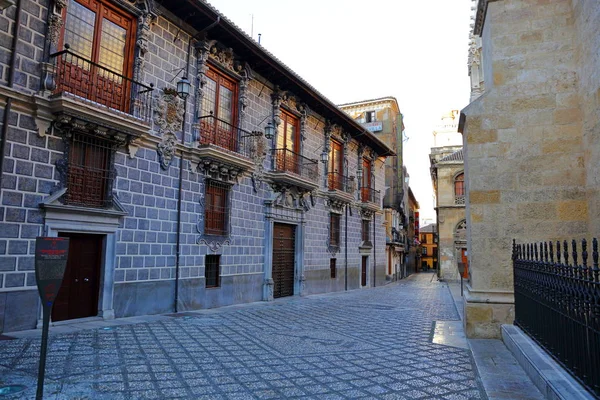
[361,186,381,204]
[197,115,258,158]
[272,148,318,182]
[50,47,154,122]
[513,238,600,398]
[327,171,354,193]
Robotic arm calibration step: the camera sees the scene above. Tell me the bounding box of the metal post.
[36,307,50,400]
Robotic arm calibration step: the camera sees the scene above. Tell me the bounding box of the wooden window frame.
[204,180,230,236]
[328,139,344,190]
[277,109,300,151]
[330,213,341,248]
[60,0,136,78]
[454,173,465,196]
[199,65,239,122]
[65,133,115,208]
[205,254,220,288]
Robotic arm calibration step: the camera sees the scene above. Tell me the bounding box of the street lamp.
[320,151,329,164]
[264,121,275,140]
[176,77,191,100]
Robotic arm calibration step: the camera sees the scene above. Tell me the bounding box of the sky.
[206,0,473,223]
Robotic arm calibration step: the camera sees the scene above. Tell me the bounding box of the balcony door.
[328,140,343,190]
[200,67,238,151]
[60,0,136,111]
[276,110,300,173]
[362,158,372,201]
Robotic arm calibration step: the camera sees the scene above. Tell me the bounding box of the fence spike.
[593,238,599,283]
[549,241,554,263]
[512,239,516,261]
[544,242,549,263]
[557,241,561,264]
[564,240,569,266]
[581,239,588,282]
[572,239,578,268]
[534,242,539,261]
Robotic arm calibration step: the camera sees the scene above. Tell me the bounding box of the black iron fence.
[360,186,381,205]
[271,148,318,182]
[513,238,600,397]
[327,171,353,193]
[197,115,259,158]
[50,46,154,122]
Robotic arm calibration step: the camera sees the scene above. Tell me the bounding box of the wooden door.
[362,158,372,201]
[272,224,295,298]
[361,256,367,287]
[461,248,469,279]
[52,233,103,322]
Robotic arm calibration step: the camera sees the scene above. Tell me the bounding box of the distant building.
[406,187,420,275]
[419,223,438,271]
[339,97,409,281]
[430,111,466,281]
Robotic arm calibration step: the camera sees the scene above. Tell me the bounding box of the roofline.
[408,187,420,209]
[337,96,401,110]
[193,1,395,157]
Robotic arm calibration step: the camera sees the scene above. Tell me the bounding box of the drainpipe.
[373,211,376,287]
[344,204,348,291]
[174,17,221,313]
[0,0,22,193]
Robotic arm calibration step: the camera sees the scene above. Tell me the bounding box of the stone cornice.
[473,0,501,36]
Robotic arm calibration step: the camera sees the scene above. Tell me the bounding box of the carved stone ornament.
[197,238,231,253]
[48,14,63,47]
[55,0,67,9]
[299,274,307,296]
[153,89,184,135]
[359,207,375,220]
[157,133,177,170]
[270,183,312,211]
[326,197,346,215]
[208,45,243,74]
[197,160,241,185]
[250,133,268,192]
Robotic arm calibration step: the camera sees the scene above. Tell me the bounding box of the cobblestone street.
[0,273,484,399]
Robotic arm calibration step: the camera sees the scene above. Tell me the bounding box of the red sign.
[35,237,69,309]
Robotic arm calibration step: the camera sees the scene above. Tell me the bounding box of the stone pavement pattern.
[0,273,484,399]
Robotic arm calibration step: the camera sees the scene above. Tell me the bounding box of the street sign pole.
[34,237,69,400]
[36,307,51,400]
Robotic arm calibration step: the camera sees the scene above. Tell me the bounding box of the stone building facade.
[419,223,437,271]
[459,0,600,338]
[0,0,392,333]
[338,97,408,281]
[430,111,466,282]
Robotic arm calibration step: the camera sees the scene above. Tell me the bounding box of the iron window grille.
[204,180,230,236]
[422,247,428,255]
[205,254,220,288]
[330,213,341,248]
[330,258,337,279]
[362,220,370,242]
[64,132,116,208]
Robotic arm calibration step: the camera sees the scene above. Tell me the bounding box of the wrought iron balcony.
[50,47,154,122]
[197,115,258,158]
[272,148,318,181]
[194,115,260,180]
[265,148,319,192]
[361,186,381,207]
[327,172,354,193]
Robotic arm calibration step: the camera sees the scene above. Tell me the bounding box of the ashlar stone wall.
[462,0,591,338]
